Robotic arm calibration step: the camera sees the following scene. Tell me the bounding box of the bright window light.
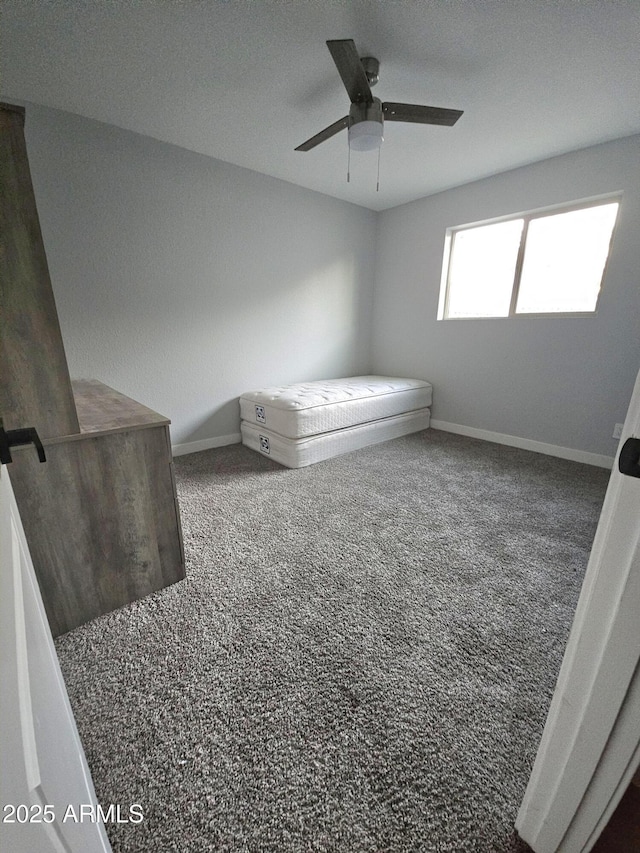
[515,203,619,314]
[446,219,524,318]
[439,198,619,320]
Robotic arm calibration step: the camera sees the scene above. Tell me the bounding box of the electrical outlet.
[612,423,624,440]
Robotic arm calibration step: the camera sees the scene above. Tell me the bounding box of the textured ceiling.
[2,0,640,211]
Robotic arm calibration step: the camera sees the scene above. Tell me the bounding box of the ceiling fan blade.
[326,39,373,104]
[383,102,463,126]
[295,115,349,151]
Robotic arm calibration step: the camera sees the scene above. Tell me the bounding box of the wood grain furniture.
[0,102,185,636]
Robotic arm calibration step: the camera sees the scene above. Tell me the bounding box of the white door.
[516,366,640,853]
[0,464,112,853]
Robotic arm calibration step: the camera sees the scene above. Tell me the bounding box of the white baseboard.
[172,433,241,457]
[172,424,615,469]
[429,420,614,469]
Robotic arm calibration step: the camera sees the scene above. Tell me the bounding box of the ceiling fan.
[295,39,463,153]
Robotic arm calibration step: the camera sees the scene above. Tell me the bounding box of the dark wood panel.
[591,782,640,852]
[0,102,80,439]
[2,104,186,639]
[9,425,185,636]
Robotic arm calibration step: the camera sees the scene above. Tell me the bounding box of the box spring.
[241,408,431,469]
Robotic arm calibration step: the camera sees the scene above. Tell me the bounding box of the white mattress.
[239,375,432,439]
[241,408,431,468]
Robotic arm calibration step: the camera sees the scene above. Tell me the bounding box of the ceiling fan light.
[348,120,383,151]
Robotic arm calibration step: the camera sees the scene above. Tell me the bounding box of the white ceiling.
[2,0,639,211]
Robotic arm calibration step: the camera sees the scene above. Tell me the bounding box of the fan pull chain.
[376,144,381,192]
[347,140,351,183]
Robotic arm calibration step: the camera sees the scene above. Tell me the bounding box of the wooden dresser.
[1,102,185,636]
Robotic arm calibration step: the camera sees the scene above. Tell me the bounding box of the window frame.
[437,194,621,321]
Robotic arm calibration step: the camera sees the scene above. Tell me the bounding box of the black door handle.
[618,437,640,479]
[0,419,47,464]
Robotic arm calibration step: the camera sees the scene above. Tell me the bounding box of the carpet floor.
[55,429,610,852]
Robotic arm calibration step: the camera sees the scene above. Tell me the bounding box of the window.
[438,197,620,319]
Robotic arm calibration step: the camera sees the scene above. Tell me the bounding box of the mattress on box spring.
[241,408,431,469]
[239,375,432,439]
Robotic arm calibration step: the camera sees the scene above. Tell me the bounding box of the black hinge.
[0,419,46,465]
[618,437,640,479]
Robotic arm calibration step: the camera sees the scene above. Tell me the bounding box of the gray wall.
[24,104,376,446]
[372,135,640,458]
[20,104,640,458]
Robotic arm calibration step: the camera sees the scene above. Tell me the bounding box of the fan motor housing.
[361,56,380,87]
[349,97,383,128]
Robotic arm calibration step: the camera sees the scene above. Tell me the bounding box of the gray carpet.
[55,429,609,853]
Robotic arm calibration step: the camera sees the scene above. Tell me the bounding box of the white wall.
[23,104,376,448]
[372,135,640,460]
